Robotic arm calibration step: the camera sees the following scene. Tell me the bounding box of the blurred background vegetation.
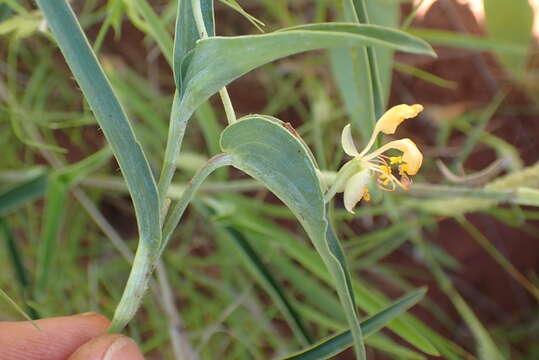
[1,0,538,359]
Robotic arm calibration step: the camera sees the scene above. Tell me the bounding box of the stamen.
[389,156,403,165]
[363,188,371,201]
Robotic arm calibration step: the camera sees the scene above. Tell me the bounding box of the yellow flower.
[325,104,424,213]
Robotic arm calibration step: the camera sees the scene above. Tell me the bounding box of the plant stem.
[160,154,233,254]
[191,0,236,125]
[109,243,155,333]
[219,87,237,125]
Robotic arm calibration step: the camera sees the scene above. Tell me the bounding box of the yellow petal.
[388,138,423,175]
[341,124,360,157]
[343,170,370,213]
[375,104,423,135]
[363,138,423,175]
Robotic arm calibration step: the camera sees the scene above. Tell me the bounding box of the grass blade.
[0,171,47,216]
[282,287,427,360]
[1,219,39,319]
[225,226,313,346]
[35,149,112,295]
[131,0,174,66]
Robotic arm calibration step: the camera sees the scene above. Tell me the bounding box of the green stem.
[158,0,237,206]
[158,91,189,203]
[219,87,237,125]
[191,0,236,125]
[109,243,155,333]
[324,160,362,203]
[160,154,233,255]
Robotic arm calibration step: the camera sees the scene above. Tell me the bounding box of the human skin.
[0,313,144,360]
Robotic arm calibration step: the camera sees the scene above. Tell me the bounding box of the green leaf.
[1,219,39,319]
[35,0,161,331]
[0,12,40,38]
[220,115,365,358]
[484,0,533,79]
[35,0,160,246]
[0,288,35,324]
[281,287,427,360]
[408,28,528,54]
[231,212,442,356]
[55,147,112,186]
[417,238,505,360]
[130,0,174,66]
[0,171,47,216]
[173,0,214,86]
[36,149,113,295]
[366,0,399,102]
[35,176,69,296]
[221,225,312,346]
[218,0,265,32]
[330,0,400,142]
[182,23,434,100]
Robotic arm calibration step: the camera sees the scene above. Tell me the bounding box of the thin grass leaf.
[458,217,539,300]
[229,210,441,356]
[366,334,426,360]
[93,0,124,53]
[409,28,528,54]
[484,0,533,79]
[220,225,312,346]
[0,288,36,325]
[281,287,427,360]
[339,0,384,135]
[34,177,67,296]
[394,62,456,89]
[218,0,265,32]
[0,219,39,319]
[35,149,112,295]
[452,92,505,169]
[416,236,505,360]
[130,0,174,66]
[0,171,47,216]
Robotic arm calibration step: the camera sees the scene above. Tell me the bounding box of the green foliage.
[2,1,538,359]
[484,0,533,79]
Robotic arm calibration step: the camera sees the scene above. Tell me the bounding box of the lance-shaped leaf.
[35,0,161,331]
[220,115,366,358]
[180,23,434,98]
[173,0,214,87]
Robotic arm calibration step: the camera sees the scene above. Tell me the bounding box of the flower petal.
[387,138,423,175]
[341,124,360,157]
[343,170,370,213]
[363,138,423,175]
[375,104,423,135]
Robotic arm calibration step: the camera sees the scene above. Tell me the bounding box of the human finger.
[68,334,144,360]
[0,312,109,360]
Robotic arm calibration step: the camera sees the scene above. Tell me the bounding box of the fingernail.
[103,336,141,360]
[80,312,96,316]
